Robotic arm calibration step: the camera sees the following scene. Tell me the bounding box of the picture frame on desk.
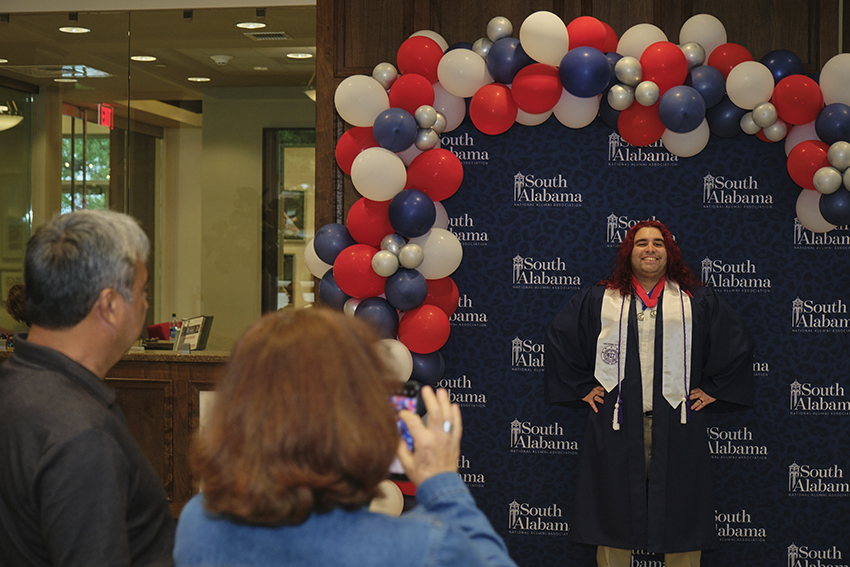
[175,315,213,351]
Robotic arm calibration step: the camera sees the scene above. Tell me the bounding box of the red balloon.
[640,41,688,96]
[601,21,619,53]
[335,127,378,175]
[707,43,753,80]
[617,103,665,146]
[787,140,830,190]
[510,64,562,114]
[567,16,607,51]
[398,304,450,354]
[423,276,459,317]
[771,75,824,125]
[469,83,518,135]
[332,244,387,298]
[397,36,443,84]
[405,148,463,201]
[388,74,435,116]
[346,198,393,247]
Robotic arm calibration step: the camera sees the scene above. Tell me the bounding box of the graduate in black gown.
[544,220,754,567]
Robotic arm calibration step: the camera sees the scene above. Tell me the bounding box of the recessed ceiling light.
[59,26,91,34]
[237,22,266,30]
[286,52,312,59]
[188,77,211,82]
[131,55,157,62]
[0,59,8,64]
[54,78,78,83]
[253,66,268,71]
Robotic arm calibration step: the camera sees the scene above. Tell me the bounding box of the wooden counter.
[0,348,227,518]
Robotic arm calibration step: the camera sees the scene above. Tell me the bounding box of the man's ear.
[92,287,122,327]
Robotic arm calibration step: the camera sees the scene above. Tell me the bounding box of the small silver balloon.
[751,102,777,128]
[634,81,660,106]
[414,105,438,128]
[614,56,642,86]
[679,42,706,69]
[432,111,447,134]
[828,141,850,171]
[372,250,400,277]
[607,84,635,111]
[343,297,361,317]
[398,243,424,269]
[814,166,843,194]
[372,62,398,90]
[762,119,788,142]
[487,16,513,42]
[380,233,406,255]
[415,128,440,151]
[843,168,850,190]
[472,37,493,59]
[739,112,760,135]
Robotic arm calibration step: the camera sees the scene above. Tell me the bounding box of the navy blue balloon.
[384,268,428,311]
[318,270,351,311]
[559,46,612,98]
[760,49,804,84]
[605,52,623,89]
[410,351,445,387]
[685,65,725,108]
[486,38,534,84]
[388,189,436,238]
[598,92,620,130]
[354,297,399,339]
[372,108,417,152]
[658,86,706,133]
[820,187,850,226]
[815,103,850,145]
[447,41,473,52]
[706,96,746,138]
[314,223,357,265]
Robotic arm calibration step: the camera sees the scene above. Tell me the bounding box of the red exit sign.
[99,104,114,129]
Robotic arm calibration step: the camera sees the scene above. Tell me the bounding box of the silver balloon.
[472,37,493,59]
[828,141,850,171]
[607,84,635,111]
[414,105,438,128]
[739,112,761,135]
[634,81,660,106]
[614,56,642,86]
[814,166,843,194]
[751,102,777,128]
[679,42,706,69]
[398,243,424,269]
[380,233,406,255]
[372,62,398,90]
[343,297,361,317]
[487,16,513,42]
[432,111,447,134]
[415,128,440,151]
[844,168,850,190]
[763,119,788,142]
[371,250,400,277]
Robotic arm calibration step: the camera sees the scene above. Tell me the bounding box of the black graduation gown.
[544,283,754,554]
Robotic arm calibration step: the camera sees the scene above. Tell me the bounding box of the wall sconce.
[303,71,316,102]
[0,101,23,132]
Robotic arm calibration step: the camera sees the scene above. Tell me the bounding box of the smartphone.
[390,380,422,452]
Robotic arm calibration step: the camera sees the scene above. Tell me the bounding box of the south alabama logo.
[508,500,569,536]
[707,426,768,459]
[511,337,544,371]
[512,255,580,289]
[607,133,677,166]
[440,132,488,165]
[447,213,489,246]
[793,218,850,249]
[510,419,578,454]
[788,544,847,567]
[606,213,661,246]
[513,171,581,207]
[715,509,766,542]
[791,297,850,332]
[788,462,850,496]
[700,257,770,292]
[702,173,772,209]
[790,380,849,414]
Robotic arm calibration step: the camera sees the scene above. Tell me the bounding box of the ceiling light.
[131,55,157,62]
[188,77,210,82]
[253,66,268,71]
[237,22,266,30]
[0,101,23,132]
[54,78,78,83]
[59,26,90,34]
[286,52,312,59]
[0,59,8,64]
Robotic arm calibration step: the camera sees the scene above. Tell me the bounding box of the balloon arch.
[304,11,850,384]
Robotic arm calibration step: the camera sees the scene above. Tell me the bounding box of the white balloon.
[410,30,448,52]
[432,83,466,132]
[377,339,413,382]
[408,228,463,279]
[519,11,569,67]
[819,53,850,106]
[763,119,788,142]
[437,49,492,98]
[396,144,424,166]
[814,167,843,194]
[304,238,332,278]
[350,147,407,201]
[552,89,600,129]
[726,61,775,110]
[828,141,850,171]
[679,14,727,60]
[661,119,710,157]
[516,108,553,126]
[334,75,390,127]
[433,201,449,230]
[796,189,837,233]
[785,121,820,157]
[616,23,667,59]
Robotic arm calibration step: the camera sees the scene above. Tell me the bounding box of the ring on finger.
[442,420,453,434]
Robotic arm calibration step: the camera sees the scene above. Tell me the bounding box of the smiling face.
[630,227,668,288]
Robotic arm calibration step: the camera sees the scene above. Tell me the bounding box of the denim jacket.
[174,472,518,567]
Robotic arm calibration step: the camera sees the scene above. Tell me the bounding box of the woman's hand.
[583,385,606,413]
[396,386,462,487]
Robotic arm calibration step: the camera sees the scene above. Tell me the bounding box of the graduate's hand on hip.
[689,387,716,411]
[583,386,606,413]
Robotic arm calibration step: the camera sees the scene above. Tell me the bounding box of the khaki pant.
[595,417,701,567]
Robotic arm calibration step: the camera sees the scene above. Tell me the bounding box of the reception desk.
[0,348,227,518]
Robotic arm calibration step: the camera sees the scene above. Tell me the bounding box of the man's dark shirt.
[0,334,175,566]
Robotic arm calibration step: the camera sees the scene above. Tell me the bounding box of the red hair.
[602,220,702,295]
